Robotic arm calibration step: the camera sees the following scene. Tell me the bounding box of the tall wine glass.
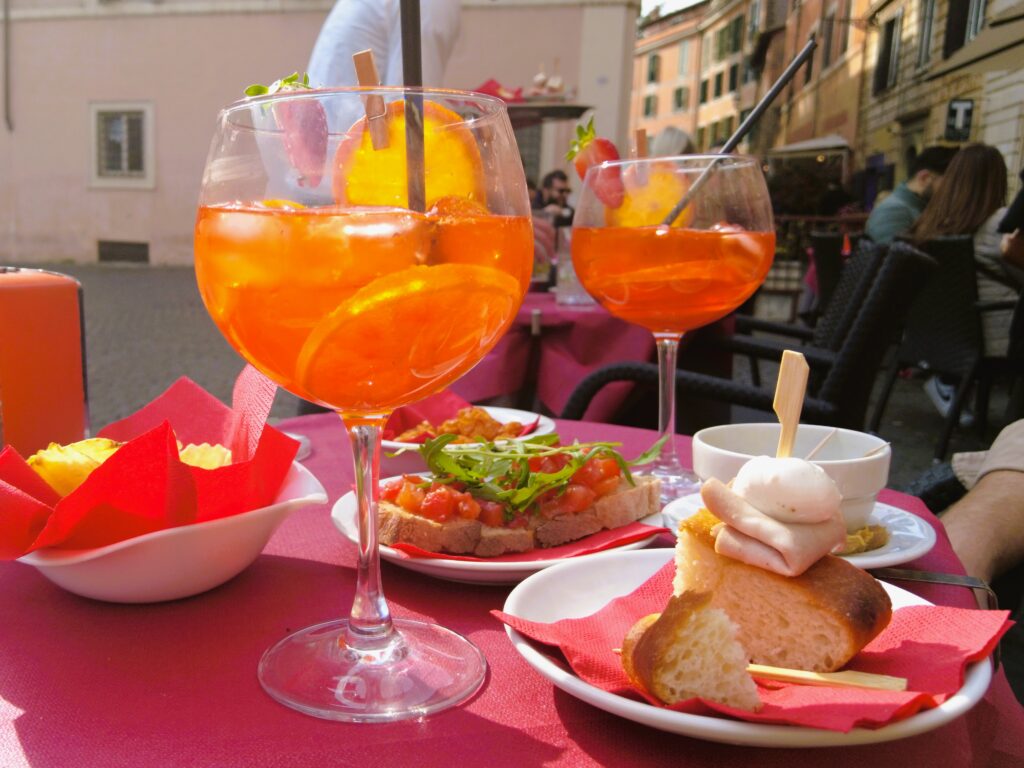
[194,88,532,721]
[572,155,775,502]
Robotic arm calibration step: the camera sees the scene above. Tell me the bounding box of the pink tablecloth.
[451,291,654,420]
[1,415,1022,767]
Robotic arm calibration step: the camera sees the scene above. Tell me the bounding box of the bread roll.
[674,509,891,672]
[622,592,761,712]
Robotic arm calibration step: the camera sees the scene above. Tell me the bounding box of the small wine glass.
[194,87,532,721]
[571,154,775,502]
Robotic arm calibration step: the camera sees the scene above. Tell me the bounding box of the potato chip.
[178,442,233,470]
[27,437,123,497]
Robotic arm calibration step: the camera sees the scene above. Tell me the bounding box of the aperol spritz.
[195,87,532,721]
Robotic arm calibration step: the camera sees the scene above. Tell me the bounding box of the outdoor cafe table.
[1,414,1022,767]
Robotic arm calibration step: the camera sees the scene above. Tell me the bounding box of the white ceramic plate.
[661,495,937,570]
[503,548,992,748]
[19,462,327,603]
[330,484,664,585]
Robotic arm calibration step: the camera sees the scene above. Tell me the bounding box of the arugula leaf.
[415,432,654,516]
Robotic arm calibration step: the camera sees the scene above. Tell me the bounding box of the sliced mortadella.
[701,478,846,577]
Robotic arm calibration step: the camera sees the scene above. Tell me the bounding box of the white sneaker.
[923,377,975,427]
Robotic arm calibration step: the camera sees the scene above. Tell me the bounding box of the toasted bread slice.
[379,475,660,557]
[674,510,892,672]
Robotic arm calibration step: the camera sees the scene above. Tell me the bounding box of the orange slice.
[294,263,520,412]
[257,199,306,210]
[606,163,692,228]
[333,100,486,210]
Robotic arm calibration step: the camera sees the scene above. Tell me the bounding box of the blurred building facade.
[632,0,1023,210]
[0,0,638,265]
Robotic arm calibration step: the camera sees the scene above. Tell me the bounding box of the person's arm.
[943,419,1024,584]
[1002,230,1024,270]
[942,469,1024,584]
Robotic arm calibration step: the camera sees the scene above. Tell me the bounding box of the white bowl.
[381,406,556,476]
[691,423,891,531]
[18,462,327,603]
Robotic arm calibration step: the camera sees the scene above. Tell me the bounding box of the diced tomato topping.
[380,478,403,502]
[507,514,530,529]
[538,483,598,519]
[528,453,571,475]
[592,475,621,497]
[571,457,622,498]
[395,481,426,513]
[419,486,456,521]
[454,491,481,520]
[478,500,505,527]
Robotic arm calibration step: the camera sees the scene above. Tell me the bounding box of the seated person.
[533,169,574,226]
[865,146,959,244]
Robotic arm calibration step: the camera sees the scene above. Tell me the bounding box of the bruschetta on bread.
[377,434,662,557]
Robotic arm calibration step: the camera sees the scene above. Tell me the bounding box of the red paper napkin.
[0,367,298,557]
[493,561,1011,732]
[391,520,669,561]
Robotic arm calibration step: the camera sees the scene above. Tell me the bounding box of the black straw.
[400,0,426,212]
[660,35,818,226]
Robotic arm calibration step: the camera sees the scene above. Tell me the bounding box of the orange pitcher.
[0,268,88,455]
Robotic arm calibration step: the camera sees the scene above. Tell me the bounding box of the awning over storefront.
[767,135,851,158]
[927,4,1024,80]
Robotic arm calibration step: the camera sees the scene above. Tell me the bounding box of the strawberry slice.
[566,118,624,209]
[245,73,327,189]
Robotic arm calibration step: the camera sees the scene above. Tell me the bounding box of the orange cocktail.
[571,154,775,502]
[196,86,534,722]
[195,204,531,416]
[572,226,774,334]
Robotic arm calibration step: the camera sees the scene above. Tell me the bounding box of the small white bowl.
[691,423,891,531]
[381,406,556,476]
[18,462,327,603]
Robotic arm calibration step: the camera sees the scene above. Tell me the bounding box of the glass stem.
[655,333,683,466]
[342,417,395,652]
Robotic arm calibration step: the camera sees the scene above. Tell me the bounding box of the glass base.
[651,460,702,504]
[258,618,487,722]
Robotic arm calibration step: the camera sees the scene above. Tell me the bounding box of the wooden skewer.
[804,428,837,461]
[633,128,648,159]
[610,649,907,691]
[352,49,389,150]
[747,663,908,691]
[863,442,891,458]
[773,350,809,459]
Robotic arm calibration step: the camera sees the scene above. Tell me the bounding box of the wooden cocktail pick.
[746,664,908,691]
[611,649,908,691]
[773,350,809,458]
[352,49,389,150]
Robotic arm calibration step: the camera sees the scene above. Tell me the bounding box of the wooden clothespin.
[353,49,389,150]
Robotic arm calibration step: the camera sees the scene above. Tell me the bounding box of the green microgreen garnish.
[417,432,665,516]
[244,72,312,97]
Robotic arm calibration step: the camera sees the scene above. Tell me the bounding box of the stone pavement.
[55,263,1012,491]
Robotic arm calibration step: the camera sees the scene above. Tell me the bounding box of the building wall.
[857,0,984,187]
[0,0,634,266]
[631,4,706,151]
[695,0,747,150]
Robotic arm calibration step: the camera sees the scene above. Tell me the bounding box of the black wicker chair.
[724,237,883,389]
[562,241,937,431]
[804,230,862,326]
[867,236,991,459]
